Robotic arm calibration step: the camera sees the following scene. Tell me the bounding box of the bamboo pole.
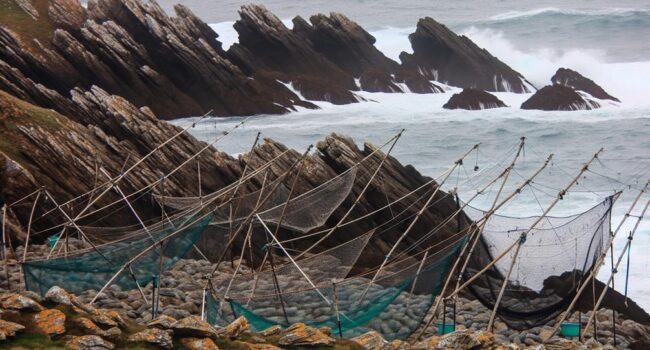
[22,189,42,262]
[482,149,604,331]
[83,147,292,305]
[358,143,480,302]
[417,151,548,340]
[544,179,649,342]
[580,199,649,338]
[292,129,405,260]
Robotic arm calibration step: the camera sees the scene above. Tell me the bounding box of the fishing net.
[462,196,614,329]
[157,168,357,234]
[207,236,465,340]
[212,228,374,300]
[23,213,213,296]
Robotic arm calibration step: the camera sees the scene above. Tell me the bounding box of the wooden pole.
[333,279,343,338]
[22,189,42,262]
[2,204,9,290]
[580,199,649,338]
[358,143,479,302]
[544,179,649,342]
[292,130,405,260]
[484,148,604,331]
[417,140,534,339]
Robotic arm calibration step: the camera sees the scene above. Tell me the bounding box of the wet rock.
[351,331,388,350]
[0,319,25,340]
[1,293,43,311]
[551,68,619,102]
[180,337,220,350]
[44,286,73,306]
[359,69,403,93]
[66,335,115,350]
[127,328,173,349]
[521,85,600,111]
[400,17,533,93]
[278,322,336,347]
[172,315,219,338]
[443,88,507,110]
[34,309,66,336]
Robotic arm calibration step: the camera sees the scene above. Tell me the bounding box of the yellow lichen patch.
[34,309,66,336]
[181,337,220,350]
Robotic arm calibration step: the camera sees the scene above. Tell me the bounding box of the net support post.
[332,279,343,338]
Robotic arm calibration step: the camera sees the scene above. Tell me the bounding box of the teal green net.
[23,214,213,296]
[207,237,463,340]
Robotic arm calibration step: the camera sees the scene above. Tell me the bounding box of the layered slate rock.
[551,68,620,102]
[400,17,534,93]
[443,88,507,110]
[521,85,600,111]
[0,0,313,119]
[227,5,359,104]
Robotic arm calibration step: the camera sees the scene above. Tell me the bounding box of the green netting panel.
[207,238,463,340]
[24,214,213,296]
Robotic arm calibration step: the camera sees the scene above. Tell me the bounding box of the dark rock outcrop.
[443,88,507,110]
[227,5,360,104]
[551,68,620,102]
[521,85,600,111]
[399,17,534,93]
[0,0,314,119]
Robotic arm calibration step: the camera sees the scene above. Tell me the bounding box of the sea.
[158,1,650,311]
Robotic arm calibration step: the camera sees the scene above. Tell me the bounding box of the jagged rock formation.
[1,0,543,118]
[399,17,534,93]
[521,85,600,111]
[551,68,620,102]
[0,0,314,119]
[442,89,507,110]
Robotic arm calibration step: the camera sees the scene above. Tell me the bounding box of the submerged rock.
[521,85,600,111]
[443,88,507,110]
[551,68,620,102]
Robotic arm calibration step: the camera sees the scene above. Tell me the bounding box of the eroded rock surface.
[551,68,620,102]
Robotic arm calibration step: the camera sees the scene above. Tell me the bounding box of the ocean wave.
[487,7,650,21]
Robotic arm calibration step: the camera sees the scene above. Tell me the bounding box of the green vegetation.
[0,0,56,52]
[0,333,67,350]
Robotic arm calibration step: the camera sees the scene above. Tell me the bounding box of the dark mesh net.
[462,196,614,329]
[23,214,213,296]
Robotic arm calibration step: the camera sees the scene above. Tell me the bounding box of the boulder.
[172,315,219,338]
[75,317,121,339]
[278,322,336,347]
[220,316,250,338]
[383,339,410,350]
[234,341,284,350]
[147,315,177,329]
[260,325,282,337]
[1,293,44,311]
[34,309,66,336]
[351,331,388,350]
[551,68,619,102]
[44,286,73,306]
[66,335,115,350]
[400,17,533,93]
[443,88,507,110]
[127,328,173,349]
[180,337,220,350]
[521,85,600,111]
[0,319,25,340]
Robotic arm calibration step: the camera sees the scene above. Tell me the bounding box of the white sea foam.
[488,7,650,21]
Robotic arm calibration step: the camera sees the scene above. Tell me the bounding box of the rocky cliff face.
[400,17,534,93]
[1,0,541,118]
